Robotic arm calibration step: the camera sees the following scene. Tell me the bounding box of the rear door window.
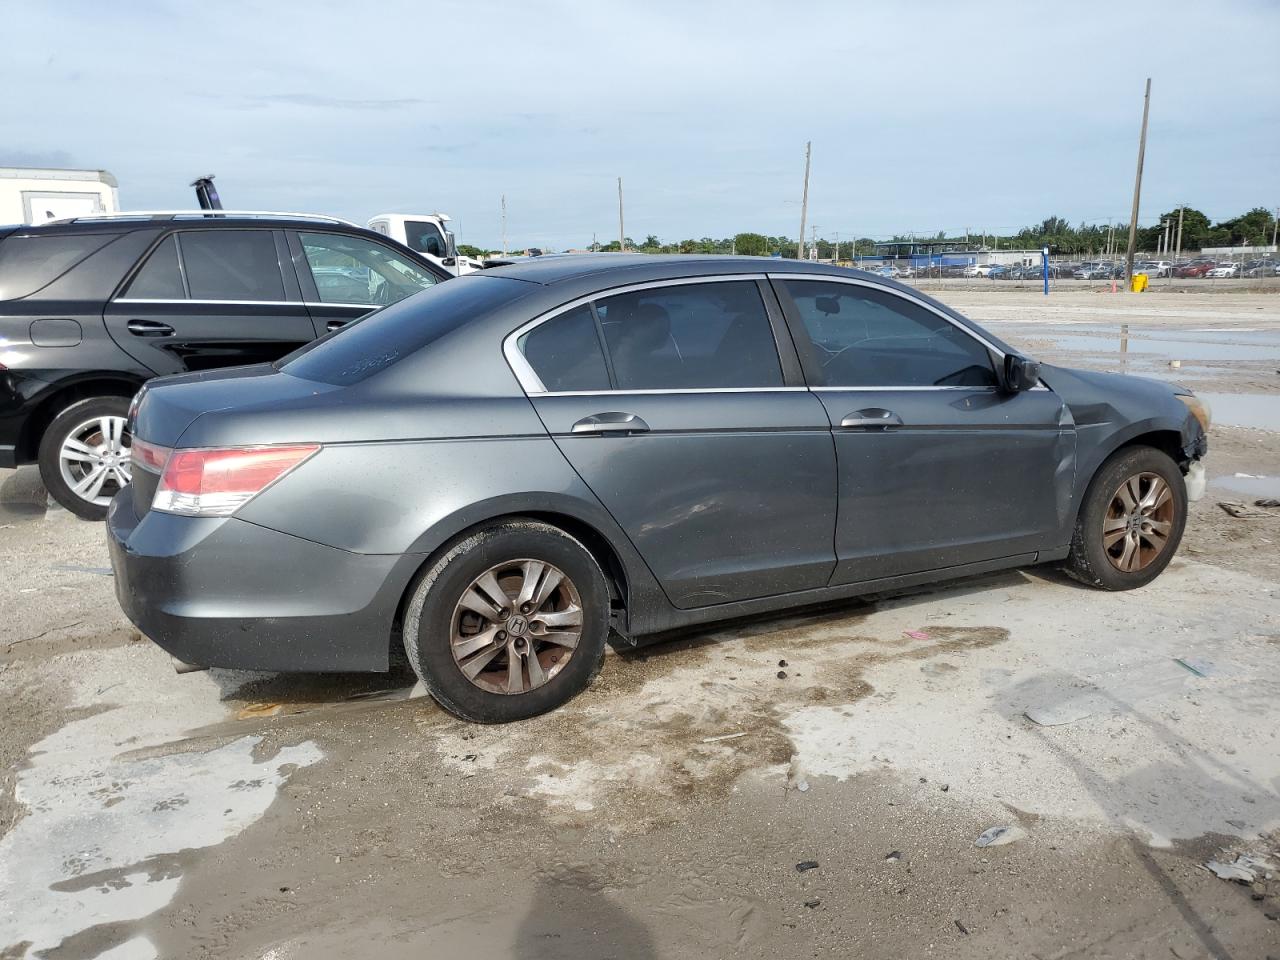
[298,231,439,306]
[782,279,997,388]
[179,230,285,301]
[594,281,783,390]
[517,305,610,392]
[123,235,185,298]
[0,233,118,300]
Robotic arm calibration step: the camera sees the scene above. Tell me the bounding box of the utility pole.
[809,225,818,261]
[1124,78,1152,286]
[834,230,839,264]
[617,177,625,252]
[1272,206,1278,248]
[501,194,507,256]
[1175,206,1184,265]
[1162,218,1171,257]
[797,141,811,260]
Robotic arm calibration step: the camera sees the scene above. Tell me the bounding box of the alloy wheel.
[1102,471,1176,573]
[449,559,584,695]
[57,415,131,507]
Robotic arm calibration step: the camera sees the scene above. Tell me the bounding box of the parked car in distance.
[0,211,449,518]
[1135,261,1172,278]
[1243,259,1278,277]
[1073,262,1116,280]
[1174,259,1215,278]
[962,264,992,278]
[108,255,1210,722]
[987,264,1010,279]
[1206,262,1241,278]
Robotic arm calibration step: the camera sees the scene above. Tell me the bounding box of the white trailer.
[366,212,484,275]
[0,167,119,225]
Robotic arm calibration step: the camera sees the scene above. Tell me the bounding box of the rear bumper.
[106,489,419,672]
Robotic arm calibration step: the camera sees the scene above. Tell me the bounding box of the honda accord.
[107,256,1210,722]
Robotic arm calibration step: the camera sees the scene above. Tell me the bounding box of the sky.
[3,0,1277,251]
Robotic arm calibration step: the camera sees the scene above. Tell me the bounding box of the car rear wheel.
[37,396,133,521]
[403,520,610,723]
[1062,445,1187,590]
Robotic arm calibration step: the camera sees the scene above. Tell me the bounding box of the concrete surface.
[1,288,1278,959]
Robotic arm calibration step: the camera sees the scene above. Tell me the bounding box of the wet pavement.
[2,288,1279,959]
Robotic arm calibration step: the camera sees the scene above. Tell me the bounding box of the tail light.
[133,442,319,517]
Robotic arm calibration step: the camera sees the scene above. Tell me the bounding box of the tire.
[1062,445,1187,590]
[403,519,610,723]
[37,396,133,521]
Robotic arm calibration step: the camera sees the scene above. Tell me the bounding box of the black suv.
[0,211,448,518]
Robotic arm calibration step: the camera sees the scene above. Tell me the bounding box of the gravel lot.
[2,288,1278,959]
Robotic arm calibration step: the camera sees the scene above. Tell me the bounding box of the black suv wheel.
[38,396,132,520]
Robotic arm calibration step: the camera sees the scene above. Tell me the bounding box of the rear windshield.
[0,232,119,300]
[280,275,532,386]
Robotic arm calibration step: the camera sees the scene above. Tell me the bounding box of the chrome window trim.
[115,298,375,309]
[534,386,809,398]
[503,273,771,395]
[768,272,1009,360]
[811,385,991,393]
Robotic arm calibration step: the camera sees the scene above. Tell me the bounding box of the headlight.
[1175,393,1212,433]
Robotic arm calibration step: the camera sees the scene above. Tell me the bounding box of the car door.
[288,230,444,335]
[773,275,1076,586]
[104,229,314,375]
[509,276,837,608]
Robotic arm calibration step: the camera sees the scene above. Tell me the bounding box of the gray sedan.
[107,256,1210,722]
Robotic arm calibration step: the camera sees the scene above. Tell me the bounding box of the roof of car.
[15,212,378,236]
[480,253,877,285]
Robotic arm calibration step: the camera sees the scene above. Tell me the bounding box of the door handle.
[570,412,650,435]
[839,408,904,430]
[126,319,175,338]
[326,319,351,332]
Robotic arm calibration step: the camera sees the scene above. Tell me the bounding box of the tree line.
[458,206,1276,259]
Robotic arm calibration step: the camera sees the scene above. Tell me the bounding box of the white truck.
[1,167,119,224]
[366,213,484,275]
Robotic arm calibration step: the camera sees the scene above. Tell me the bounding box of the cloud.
[1,0,1276,249]
[246,93,428,110]
[0,149,82,168]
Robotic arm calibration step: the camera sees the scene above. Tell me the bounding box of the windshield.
[403,220,449,258]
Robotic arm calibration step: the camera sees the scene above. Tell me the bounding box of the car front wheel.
[1063,445,1187,590]
[403,519,610,723]
[37,396,133,521]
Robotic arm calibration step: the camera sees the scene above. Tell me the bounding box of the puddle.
[1212,473,1280,499]
[1000,324,1280,364]
[1199,393,1280,432]
[0,649,322,957]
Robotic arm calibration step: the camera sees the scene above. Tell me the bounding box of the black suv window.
[782,280,997,388]
[299,232,438,306]
[594,281,783,390]
[180,230,285,301]
[0,233,118,301]
[124,235,184,298]
[518,305,610,392]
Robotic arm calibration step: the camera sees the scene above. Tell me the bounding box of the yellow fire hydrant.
[1130,272,1150,293]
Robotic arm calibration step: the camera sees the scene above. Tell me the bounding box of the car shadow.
[205,564,1067,710]
[0,465,49,524]
[999,674,1275,960]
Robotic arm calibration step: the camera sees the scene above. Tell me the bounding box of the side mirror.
[1002,354,1041,392]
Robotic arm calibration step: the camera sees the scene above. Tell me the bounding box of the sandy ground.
[2,288,1279,959]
